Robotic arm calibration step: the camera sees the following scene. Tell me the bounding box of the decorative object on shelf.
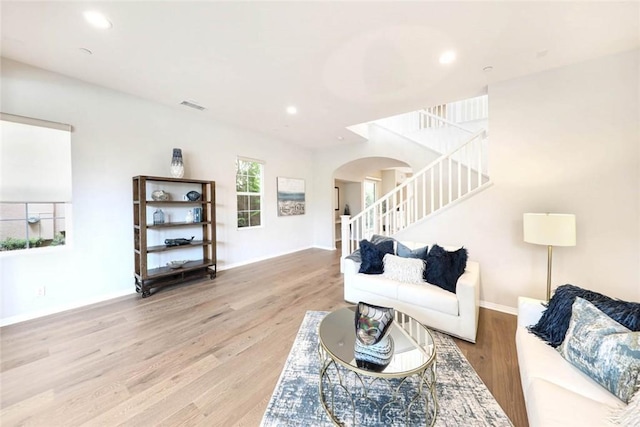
[167,260,189,269]
[277,177,305,216]
[151,190,170,201]
[170,148,185,178]
[185,209,194,223]
[164,236,195,247]
[344,204,350,216]
[185,190,201,201]
[193,207,202,222]
[153,208,165,225]
[354,302,395,372]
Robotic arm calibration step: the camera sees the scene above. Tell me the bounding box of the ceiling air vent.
[180,100,205,111]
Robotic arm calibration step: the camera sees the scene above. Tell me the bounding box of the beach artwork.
[277,177,305,216]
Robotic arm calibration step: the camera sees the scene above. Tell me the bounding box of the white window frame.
[236,157,264,229]
[0,113,72,253]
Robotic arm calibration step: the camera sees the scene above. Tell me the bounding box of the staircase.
[341,96,491,261]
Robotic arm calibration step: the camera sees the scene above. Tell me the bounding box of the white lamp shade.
[0,118,72,202]
[523,213,576,246]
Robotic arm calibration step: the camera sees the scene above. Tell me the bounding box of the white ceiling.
[2,1,638,150]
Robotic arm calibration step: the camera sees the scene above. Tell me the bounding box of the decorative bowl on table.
[151,190,170,201]
[167,260,189,269]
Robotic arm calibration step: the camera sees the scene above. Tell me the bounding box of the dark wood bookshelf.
[132,175,216,298]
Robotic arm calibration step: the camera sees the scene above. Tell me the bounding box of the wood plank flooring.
[0,247,528,427]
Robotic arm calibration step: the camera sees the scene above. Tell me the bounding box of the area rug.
[260,311,513,427]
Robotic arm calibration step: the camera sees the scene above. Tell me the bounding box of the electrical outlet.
[36,286,46,297]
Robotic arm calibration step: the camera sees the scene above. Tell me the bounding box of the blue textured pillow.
[529,284,640,348]
[423,244,468,293]
[347,235,396,264]
[358,239,394,275]
[558,297,640,403]
[397,242,428,260]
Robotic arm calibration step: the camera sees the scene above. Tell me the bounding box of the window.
[0,114,72,251]
[236,157,263,228]
[0,203,67,250]
[364,180,378,209]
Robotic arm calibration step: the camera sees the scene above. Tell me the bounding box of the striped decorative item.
[354,302,395,372]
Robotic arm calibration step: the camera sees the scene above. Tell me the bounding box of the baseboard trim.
[480,300,517,316]
[219,245,334,271]
[0,288,135,327]
[312,244,337,251]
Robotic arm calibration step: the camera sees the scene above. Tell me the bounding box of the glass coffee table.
[318,306,437,426]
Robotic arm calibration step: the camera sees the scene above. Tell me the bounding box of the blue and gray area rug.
[260,311,513,427]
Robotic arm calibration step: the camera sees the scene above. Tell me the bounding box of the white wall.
[314,49,639,308]
[0,58,315,324]
[394,49,640,306]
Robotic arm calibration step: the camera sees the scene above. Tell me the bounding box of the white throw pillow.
[382,254,425,285]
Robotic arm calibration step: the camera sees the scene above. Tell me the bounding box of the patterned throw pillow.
[529,284,640,348]
[423,244,468,293]
[358,239,395,275]
[557,297,640,403]
[396,242,428,260]
[382,254,425,285]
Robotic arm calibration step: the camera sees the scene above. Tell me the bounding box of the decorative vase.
[153,208,165,225]
[354,302,395,372]
[170,148,185,178]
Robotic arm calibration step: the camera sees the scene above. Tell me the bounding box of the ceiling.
[2,1,638,150]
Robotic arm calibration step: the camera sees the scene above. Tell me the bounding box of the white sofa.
[343,241,480,343]
[516,296,626,426]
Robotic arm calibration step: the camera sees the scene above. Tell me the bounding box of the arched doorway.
[332,157,412,246]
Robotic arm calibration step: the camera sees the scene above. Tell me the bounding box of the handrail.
[341,128,489,262]
[349,129,485,223]
[419,110,475,134]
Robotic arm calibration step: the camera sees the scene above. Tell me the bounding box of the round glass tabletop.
[319,306,435,377]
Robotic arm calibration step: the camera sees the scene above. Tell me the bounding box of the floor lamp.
[523,213,576,300]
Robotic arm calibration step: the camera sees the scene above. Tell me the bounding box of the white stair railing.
[341,129,490,261]
[374,95,487,134]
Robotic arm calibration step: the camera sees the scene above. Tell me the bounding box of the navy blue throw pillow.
[424,244,468,293]
[528,284,640,347]
[358,239,394,275]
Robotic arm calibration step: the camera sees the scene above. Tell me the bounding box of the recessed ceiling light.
[78,47,93,55]
[337,136,344,141]
[286,106,298,115]
[439,50,456,65]
[83,11,112,29]
[483,66,493,72]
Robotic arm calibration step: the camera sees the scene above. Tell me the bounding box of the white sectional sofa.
[516,296,627,426]
[343,241,480,343]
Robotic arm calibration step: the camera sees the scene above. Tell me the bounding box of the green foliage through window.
[0,203,67,251]
[236,158,263,228]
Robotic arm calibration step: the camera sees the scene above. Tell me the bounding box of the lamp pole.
[546,245,553,301]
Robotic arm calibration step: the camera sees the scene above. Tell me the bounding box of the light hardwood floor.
[0,247,528,427]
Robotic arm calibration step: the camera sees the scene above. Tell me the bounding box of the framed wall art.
[277,177,305,216]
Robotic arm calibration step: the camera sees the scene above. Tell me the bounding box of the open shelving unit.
[132,175,216,297]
